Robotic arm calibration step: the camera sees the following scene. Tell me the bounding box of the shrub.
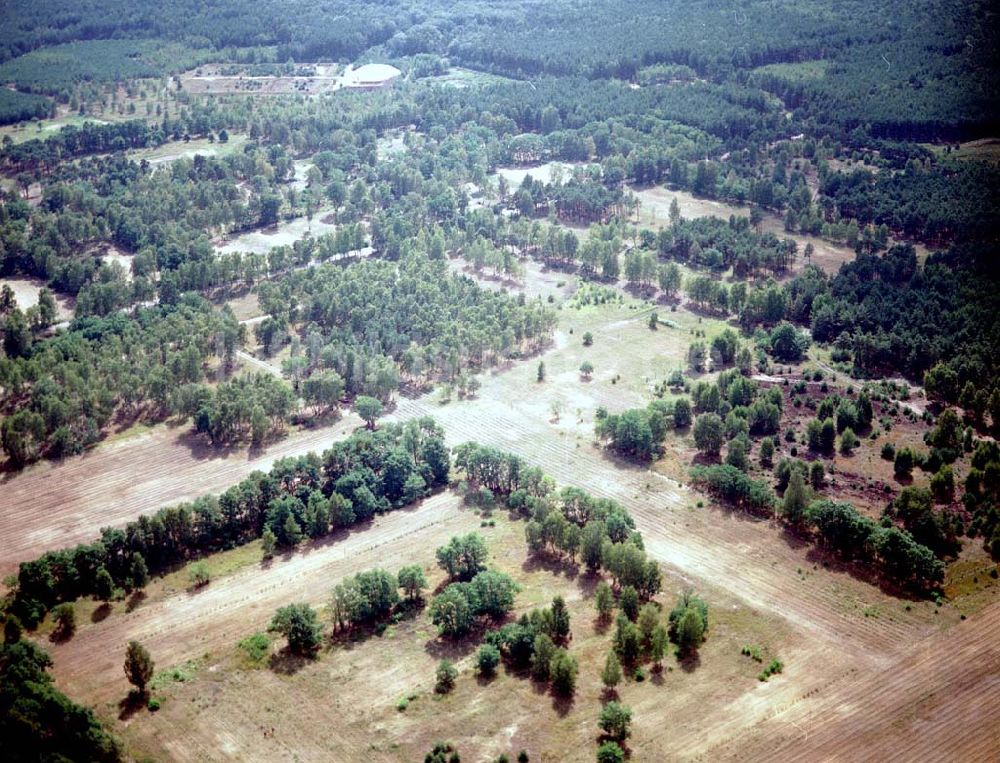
[740,644,763,662]
[476,644,501,676]
[894,448,915,478]
[599,701,632,741]
[806,461,823,489]
[435,659,458,693]
[188,561,211,588]
[839,428,859,454]
[425,742,460,763]
[237,632,270,665]
[758,658,784,681]
[596,742,625,763]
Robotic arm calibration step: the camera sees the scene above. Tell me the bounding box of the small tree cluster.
[430,570,519,638]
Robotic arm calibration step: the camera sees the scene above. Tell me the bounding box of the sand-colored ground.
[0,275,74,318]
[214,213,339,256]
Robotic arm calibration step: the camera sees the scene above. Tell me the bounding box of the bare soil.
[0,275,74,318]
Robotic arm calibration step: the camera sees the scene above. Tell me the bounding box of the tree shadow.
[576,570,601,598]
[801,545,928,602]
[520,553,580,581]
[125,591,146,612]
[777,524,813,552]
[424,635,480,661]
[268,647,313,675]
[475,671,498,688]
[176,430,243,462]
[677,649,701,673]
[49,625,74,643]
[91,602,112,623]
[550,689,575,717]
[593,615,612,635]
[118,690,146,721]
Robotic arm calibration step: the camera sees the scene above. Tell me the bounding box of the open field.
[0,112,107,144]
[214,212,339,256]
[129,133,249,166]
[179,64,344,96]
[40,486,996,761]
[42,492,470,706]
[712,598,1000,762]
[494,162,586,188]
[927,137,1000,164]
[55,510,815,762]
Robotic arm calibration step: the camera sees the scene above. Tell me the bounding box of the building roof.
[349,63,402,84]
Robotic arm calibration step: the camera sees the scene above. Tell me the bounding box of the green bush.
[435,659,458,693]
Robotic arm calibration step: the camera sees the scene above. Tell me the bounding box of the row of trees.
[9,418,450,626]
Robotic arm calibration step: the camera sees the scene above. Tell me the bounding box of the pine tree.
[650,624,668,669]
[549,596,571,643]
[261,527,277,559]
[124,640,155,693]
[595,581,615,620]
[783,469,809,526]
[601,650,622,690]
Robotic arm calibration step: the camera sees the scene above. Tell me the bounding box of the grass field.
[751,60,831,83]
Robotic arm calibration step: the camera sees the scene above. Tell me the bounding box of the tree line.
[8,418,450,626]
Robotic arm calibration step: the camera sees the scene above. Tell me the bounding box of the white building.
[345,63,402,90]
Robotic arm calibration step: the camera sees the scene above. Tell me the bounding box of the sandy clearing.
[493,161,586,188]
[0,276,74,319]
[444,255,575,302]
[214,214,339,256]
